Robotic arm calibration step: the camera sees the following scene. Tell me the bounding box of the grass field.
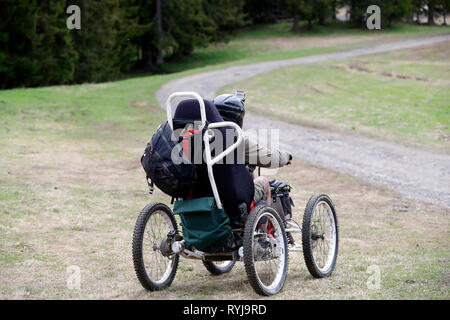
[219,40,450,151]
[0,23,449,299]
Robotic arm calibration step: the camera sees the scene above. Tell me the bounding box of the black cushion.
[173,99,254,218]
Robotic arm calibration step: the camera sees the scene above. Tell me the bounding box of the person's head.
[213,91,246,128]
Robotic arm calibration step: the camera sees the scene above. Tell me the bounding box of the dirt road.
[156,34,450,208]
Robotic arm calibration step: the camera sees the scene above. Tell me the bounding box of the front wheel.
[302,194,338,278]
[243,205,288,296]
[132,202,179,291]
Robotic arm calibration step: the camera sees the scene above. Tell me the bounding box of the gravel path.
[157,35,450,208]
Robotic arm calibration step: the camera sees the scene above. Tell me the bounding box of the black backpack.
[141,121,197,198]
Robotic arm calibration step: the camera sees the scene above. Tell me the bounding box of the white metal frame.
[166,92,244,209]
[166,92,206,131]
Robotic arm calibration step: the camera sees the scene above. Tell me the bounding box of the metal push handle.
[166,92,206,131]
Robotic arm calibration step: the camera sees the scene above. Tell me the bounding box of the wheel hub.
[159,238,173,257]
[254,236,272,260]
[311,232,325,241]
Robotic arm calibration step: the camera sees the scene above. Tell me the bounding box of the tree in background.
[427,0,437,24]
[69,0,137,82]
[331,0,339,21]
[204,0,246,42]
[134,0,245,71]
[133,0,157,71]
[283,0,314,31]
[411,0,450,25]
[244,0,280,23]
[0,0,78,88]
[412,0,426,23]
[0,0,137,88]
[410,0,449,25]
[314,0,333,25]
[283,0,333,30]
[426,0,450,25]
[0,0,39,88]
[383,0,413,27]
[442,0,450,25]
[33,1,78,86]
[164,0,216,58]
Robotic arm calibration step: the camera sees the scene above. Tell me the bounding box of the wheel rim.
[310,201,337,273]
[252,212,286,291]
[142,210,176,285]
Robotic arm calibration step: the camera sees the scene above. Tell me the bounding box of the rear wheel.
[302,194,338,278]
[203,259,236,275]
[132,202,179,291]
[243,205,288,296]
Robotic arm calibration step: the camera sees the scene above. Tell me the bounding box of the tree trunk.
[318,15,325,25]
[332,1,336,21]
[141,40,153,72]
[155,0,164,65]
[292,16,300,31]
[428,0,435,25]
[415,8,422,24]
[350,0,356,22]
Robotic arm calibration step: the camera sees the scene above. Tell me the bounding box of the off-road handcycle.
[132,92,338,296]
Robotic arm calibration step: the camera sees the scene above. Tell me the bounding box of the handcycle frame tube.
[166,92,206,131]
[285,229,302,233]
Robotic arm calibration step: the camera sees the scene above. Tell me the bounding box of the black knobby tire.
[302,194,338,278]
[132,202,179,291]
[243,205,288,296]
[203,259,237,275]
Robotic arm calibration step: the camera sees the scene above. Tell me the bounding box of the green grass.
[0,75,168,134]
[219,40,450,151]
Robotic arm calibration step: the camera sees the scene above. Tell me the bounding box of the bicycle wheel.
[302,194,338,278]
[132,202,179,291]
[243,205,288,296]
[203,259,236,275]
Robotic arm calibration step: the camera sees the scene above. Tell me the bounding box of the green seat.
[173,197,231,253]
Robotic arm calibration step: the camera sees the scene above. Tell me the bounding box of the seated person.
[213,92,292,206]
[173,98,255,226]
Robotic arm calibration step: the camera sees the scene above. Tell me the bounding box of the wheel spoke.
[141,211,174,284]
[250,211,286,292]
[309,200,337,273]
